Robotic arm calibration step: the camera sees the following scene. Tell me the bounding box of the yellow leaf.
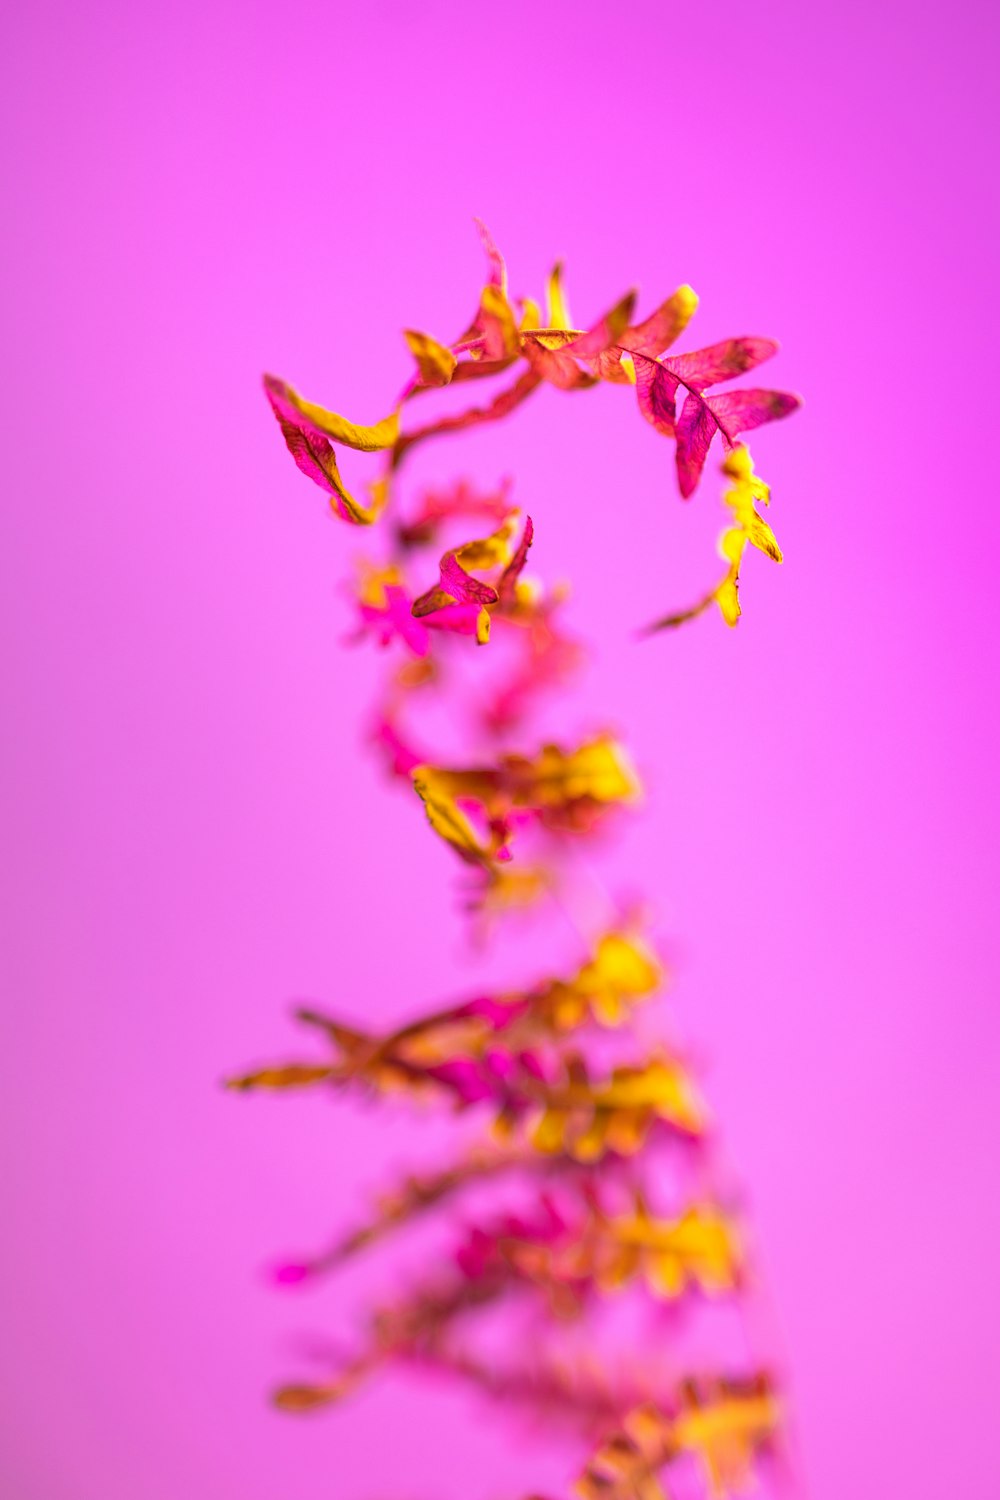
[404,328,457,388]
[524,737,642,808]
[519,296,542,332]
[411,767,492,866]
[356,561,403,609]
[480,864,551,918]
[672,1381,779,1495]
[567,1111,611,1162]
[723,446,781,563]
[409,736,639,879]
[582,933,662,1007]
[531,1107,569,1154]
[546,261,573,330]
[273,1383,338,1412]
[454,512,518,571]
[410,585,455,618]
[601,1057,706,1134]
[743,511,783,563]
[269,376,399,451]
[715,569,741,627]
[225,1063,335,1091]
[525,328,583,351]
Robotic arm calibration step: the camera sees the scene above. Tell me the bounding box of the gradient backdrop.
[3,2,998,1497]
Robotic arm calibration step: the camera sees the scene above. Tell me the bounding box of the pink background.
[3,1,998,1496]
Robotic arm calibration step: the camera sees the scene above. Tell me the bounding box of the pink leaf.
[262,375,388,524]
[675,391,716,498]
[634,355,680,439]
[664,337,778,391]
[270,412,341,497]
[437,553,499,607]
[706,388,802,444]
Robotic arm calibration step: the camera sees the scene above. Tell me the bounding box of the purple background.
[3,2,998,1496]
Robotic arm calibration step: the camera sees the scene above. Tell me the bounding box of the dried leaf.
[546,262,573,330]
[706,387,801,442]
[404,328,457,388]
[675,389,719,499]
[411,736,640,871]
[263,373,399,451]
[394,367,542,466]
[619,285,699,358]
[409,511,529,644]
[664,336,779,391]
[263,375,393,523]
[577,1377,779,1500]
[634,355,680,440]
